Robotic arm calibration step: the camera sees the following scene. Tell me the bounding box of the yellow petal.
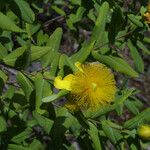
[54,74,74,91]
[75,62,83,72]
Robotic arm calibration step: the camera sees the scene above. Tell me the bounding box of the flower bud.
[138,125,150,139]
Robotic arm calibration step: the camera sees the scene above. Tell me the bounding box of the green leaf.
[136,40,150,55]
[88,122,102,150]
[125,99,139,115]
[67,7,86,30]
[52,5,66,16]
[124,107,150,129]
[3,46,26,66]
[70,41,95,63]
[8,144,29,150]
[49,52,60,77]
[31,46,51,61]
[14,0,35,23]
[0,42,7,60]
[11,128,32,144]
[34,73,52,114]
[32,111,54,134]
[128,14,143,27]
[108,6,124,43]
[0,70,7,82]
[0,116,7,132]
[2,85,15,99]
[115,89,135,116]
[42,90,69,103]
[17,72,33,100]
[42,28,62,67]
[34,73,45,114]
[102,120,123,144]
[29,139,43,150]
[127,40,144,73]
[92,51,138,77]
[59,54,78,73]
[90,1,109,47]
[0,11,23,32]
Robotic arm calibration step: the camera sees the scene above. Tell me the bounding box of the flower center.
[91,82,97,91]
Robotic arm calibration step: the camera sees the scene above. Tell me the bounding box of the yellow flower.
[144,12,150,24]
[138,125,150,139]
[144,3,150,24]
[54,62,116,111]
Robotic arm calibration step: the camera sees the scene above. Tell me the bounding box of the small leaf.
[125,99,139,115]
[32,111,54,134]
[0,116,7,132]
[70,41,95,63]
[124,107,150,129]
[0,43,7,60]
[137,40,150,55]
[90,2,109,47]
[127,40,144,73]
[31,46,51,61]
[67,7,86,30]
[14,0,35,23]
[92,51,138,77]
[42,90,69,103]
[3,46,26,66]
[0,11,23,32]
[11,128,32,144]
[42,28,62,67]
[128,14,143,27]
[17,72,33,100]
[88,122,102,150]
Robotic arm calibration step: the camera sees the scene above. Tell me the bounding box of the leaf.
[88,122,102,150]
[124,107,150,129]
[52,5,66,16]
[90,1,109,47]
[31,46,51,61]
[0,42,7,60]
[34,73,52,114]
[0,70,7,94]
[92,51,138,77]
[3,46,26,66]
[29,139,43,150]
[49,52,60,77]
[8,144,29,150]
[125,99,139,115]
[17,72,33,100]
[136,40,150,55]
[127,40,144,73]
[59,54,78,73]
[70,41,95,63]
[0,11,23,32]
[11,128,32,144]
[67,7,86,30]
[102,120,123,144]
[32,111,54,134]
[42,28,62,67]
[115,89,135,116]
[108,6,124,43]
[128,14,143,27]
[14,0,35,23]
[42,90,69,103]
[0,116,7,132]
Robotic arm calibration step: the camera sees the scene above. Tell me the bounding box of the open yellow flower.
[144,12,150,24]
[144,3,150,24]
[54,62,116,111]
[138,125,150,139]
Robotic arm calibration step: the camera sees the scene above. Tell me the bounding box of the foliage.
[0,0,150,149]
